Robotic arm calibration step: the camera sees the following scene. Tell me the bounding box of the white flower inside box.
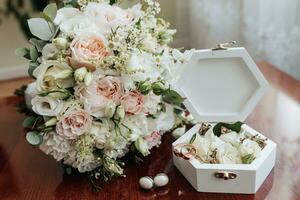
[172,47,277,194]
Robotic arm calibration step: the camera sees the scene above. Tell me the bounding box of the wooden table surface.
[0,62,300,200]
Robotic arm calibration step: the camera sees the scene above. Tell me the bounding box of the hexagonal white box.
[172,47,277,194]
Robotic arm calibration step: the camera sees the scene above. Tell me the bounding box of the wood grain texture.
[0,63,300,200]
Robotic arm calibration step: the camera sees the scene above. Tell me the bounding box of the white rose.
[216,143,241,164]
[219,131,240,146]
[60,15,100,36]
[33,61,74,92]
[24,82,38,109]
[192,134,211,162]
[54,7,80,25]
[205,129,225,149]
[239,139,261,158]
[84,3,132,35]
[31,96,64,116]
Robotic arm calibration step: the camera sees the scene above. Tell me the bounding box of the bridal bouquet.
[15,0,193,185]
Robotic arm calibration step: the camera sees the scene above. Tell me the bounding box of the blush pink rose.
[95,76,123,101]
[75,74,124,117]
[120,90,144,115]
[69,34,111,71]
[56,108,93,139]
[144,131,162,149]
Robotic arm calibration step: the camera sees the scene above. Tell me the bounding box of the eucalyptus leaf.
[162,89,186,105]
[213,121,244,137]
[22,116,36,128]
[28,62,39,78]
[29,38,47,52]
[242,154,256,164]
[26,131,43,146]
[30,46,38,62]
[43,3,57,21]
[15,47,30,59]
[28,18,53,41]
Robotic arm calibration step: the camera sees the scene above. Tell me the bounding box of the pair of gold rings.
[173,143,196,160]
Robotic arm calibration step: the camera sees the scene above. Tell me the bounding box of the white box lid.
[172,47,268,122]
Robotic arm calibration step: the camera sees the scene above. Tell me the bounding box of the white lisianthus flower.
[84,3,132,35]
[24,82,38,109]
[239,139,261,158]
[135,137,150,156]
[33,60,74,92]
[216,143,241,164]
[31,96,64,116]
[54,7,80,25]
[60,15,100,36]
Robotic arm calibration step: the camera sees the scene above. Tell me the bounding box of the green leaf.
[152,81,165,95]
[28,18,53,41]
[162,89,186,105]
[242,154,256,164]
[22,116,36,128]
[28,62,39,78]
[189,133,197,144]
[29,38,47,52]
[213,121,244,137]
[15,48,30,59]
[26,131,43,146]
[30,46,38,62]
[110,0,118,5]
[43,3,57,21]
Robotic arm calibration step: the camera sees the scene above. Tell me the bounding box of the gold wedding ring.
[173,143,196,160]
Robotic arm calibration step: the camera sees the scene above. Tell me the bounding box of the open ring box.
[172,47,277,194]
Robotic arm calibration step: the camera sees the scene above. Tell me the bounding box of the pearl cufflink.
[139,173,169,190]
